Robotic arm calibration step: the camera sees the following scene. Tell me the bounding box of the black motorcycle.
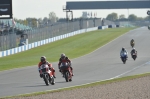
[131,52,137,61]
[130,42,135,48]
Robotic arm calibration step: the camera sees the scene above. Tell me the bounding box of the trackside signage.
[0,0,12,19]
[0,5,11,15]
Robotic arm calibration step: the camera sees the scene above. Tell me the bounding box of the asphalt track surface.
[0,27,150,98]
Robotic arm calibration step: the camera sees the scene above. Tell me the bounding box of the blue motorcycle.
[120,52,127,64]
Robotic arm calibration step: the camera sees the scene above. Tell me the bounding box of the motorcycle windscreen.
[61,62,68,66]
[121,52,127,57]
[60,62,69,70]
[40,64,49,72]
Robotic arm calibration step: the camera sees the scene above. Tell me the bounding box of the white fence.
[0,26,110,57]
[0,26,113,57]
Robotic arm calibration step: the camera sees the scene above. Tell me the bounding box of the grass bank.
[0,27,135,71]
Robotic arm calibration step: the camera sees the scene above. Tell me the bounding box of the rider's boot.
[70,67,74,76]
[52,70,56,78]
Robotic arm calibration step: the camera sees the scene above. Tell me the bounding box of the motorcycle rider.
[38,56,56,78]
[130,39,135,45]
[58,53,74,77]
[130,48,137,57]
[120,47,128,59]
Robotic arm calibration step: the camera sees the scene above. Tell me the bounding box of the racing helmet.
[41,56,46,63]
[61,53,66,59]
[131,39,134,42]
[122,47,125,51]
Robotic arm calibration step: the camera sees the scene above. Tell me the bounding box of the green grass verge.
[0,27,135,71]
[1,72,150,99]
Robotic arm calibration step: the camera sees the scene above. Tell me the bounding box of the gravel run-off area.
[4,75,150,99]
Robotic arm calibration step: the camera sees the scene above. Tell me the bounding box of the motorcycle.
[120,52,127,64]
[131,52,137,61]
[40,64,55,86]
[148,25,150,30]
[60,62,72,82]
[130,42,135,48]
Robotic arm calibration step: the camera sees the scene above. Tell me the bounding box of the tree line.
[13,12,150,28]
[106,12,150,21]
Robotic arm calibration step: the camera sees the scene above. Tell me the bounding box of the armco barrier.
[0,26,108,57]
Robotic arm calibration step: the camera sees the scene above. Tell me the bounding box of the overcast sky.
[12,0,149,19]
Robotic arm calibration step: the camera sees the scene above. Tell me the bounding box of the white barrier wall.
[0,26,105,57]
[0,51,1,57]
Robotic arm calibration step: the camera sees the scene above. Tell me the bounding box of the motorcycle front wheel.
[64,71,69,82]
[43,74,49,86]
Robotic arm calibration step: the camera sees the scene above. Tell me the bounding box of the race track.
[0,27,150,98]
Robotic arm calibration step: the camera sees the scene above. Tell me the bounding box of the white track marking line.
[7,60,150,98]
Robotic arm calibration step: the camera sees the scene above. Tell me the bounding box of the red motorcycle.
[60,63,72,82]
[40,64,55,86]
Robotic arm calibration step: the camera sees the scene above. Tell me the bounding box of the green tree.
[128,14,137,21]
[37,18,43,27]
[23,20,28,26]
[43,17,49,24]
[26,18,37,27]
[137,17,143,21]
[49,12,58,23]
[119,14,125,19]
[32,18,38,28]
[106,13,118,21]
[144,16,150,21]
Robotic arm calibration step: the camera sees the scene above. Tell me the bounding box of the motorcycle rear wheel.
[50,76,55,85]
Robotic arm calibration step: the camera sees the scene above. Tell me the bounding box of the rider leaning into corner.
[58,53,74,77]
[120,47,128,58]
[38,56,56,78]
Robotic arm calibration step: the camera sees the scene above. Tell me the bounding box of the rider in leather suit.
[120,47,128,58]
[38,56,56,78]
[58,53,74,77]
